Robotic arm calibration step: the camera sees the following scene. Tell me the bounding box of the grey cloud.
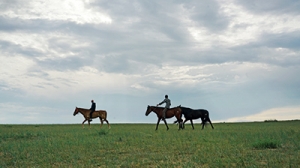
[236,0,300,15]
[260,32,300,50]
[34,57,86,71]
[0,40,42,57]
[0,0,23,11]
[92,1,192,42]
[229,31,300,67]
[0,17,60,32]
[1,0,300,124]
[183,0,229,32]
[0,17,23,31]
[0,88,26,104]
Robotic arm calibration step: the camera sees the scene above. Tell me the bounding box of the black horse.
[174,106,214,130]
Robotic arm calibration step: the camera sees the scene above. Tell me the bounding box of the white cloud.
[224,106,300,122]
[187,0,300,48]
[0,56,286,100]
[0,0,112,24]
[0,32,90,59]
[0,55,36,92]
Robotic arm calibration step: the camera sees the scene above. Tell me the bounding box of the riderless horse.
[174,106,214,130]
[73,107,110,128]
[145,105,183,130]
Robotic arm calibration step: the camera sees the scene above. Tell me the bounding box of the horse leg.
[175,117,182,130]
[201,118,205,129]
[190,120,194,130]
[163,119,169,130]
[104,119,110,129]
[179,119,184,130]
[207,118,214,129]
[183,119,189,129]
[155,119,161,130]
[177,119,182,130]
[180,118,184,129]
[99,117,103,128]
[173,120,182,130]
[178,116,183,129]
[88,119,91,129]
[82,119,88,128]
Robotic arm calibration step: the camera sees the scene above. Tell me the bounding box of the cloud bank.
[0,0,299,124]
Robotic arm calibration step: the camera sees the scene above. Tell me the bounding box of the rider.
[157,95,171,120]
[89,100,96,122]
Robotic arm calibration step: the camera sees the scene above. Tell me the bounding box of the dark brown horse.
[145,105,183,130]
[73,107,110,129]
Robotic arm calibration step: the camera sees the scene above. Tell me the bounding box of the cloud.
[0,0,300,124]
[223,106,300,122]
[0,0,112,24]
[236,0,300,15]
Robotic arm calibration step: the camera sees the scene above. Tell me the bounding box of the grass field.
[1,121,299,167]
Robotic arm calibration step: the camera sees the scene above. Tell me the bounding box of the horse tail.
[203,110,213,128]
[206,110,211,120]
[103,110,107,119]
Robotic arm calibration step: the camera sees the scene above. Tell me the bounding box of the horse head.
[73,107,79,116]
[145,105,154,116]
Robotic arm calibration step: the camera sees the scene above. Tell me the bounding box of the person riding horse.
[157,95,171,120]
[89,100,96,122]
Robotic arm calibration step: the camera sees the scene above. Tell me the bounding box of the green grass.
[252,139,281,149]
[0,121,299,167]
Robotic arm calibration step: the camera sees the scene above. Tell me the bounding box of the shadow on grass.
[252,139,281,149]
[98,130,109,136]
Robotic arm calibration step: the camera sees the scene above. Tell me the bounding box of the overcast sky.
[1,0,300,124]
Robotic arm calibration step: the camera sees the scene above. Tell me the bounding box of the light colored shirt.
[159,98,171,108]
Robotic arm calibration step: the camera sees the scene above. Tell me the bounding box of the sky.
[1,0,300,124]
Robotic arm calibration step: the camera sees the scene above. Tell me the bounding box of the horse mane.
[77,107,89,111]
[77,107,106,112]
[150,106,180,109]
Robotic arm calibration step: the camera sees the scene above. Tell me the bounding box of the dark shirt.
[90,102,96,111]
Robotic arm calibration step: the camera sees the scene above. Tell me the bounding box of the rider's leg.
[162,108,167,120]
[89,111,93,121]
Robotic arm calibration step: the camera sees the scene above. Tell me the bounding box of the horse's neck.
[78,108,90,115]
[152,107,163,114]
[153,106,164,110]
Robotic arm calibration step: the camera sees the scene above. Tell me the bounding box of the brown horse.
[145,105,183,130]
[73,107,110,128]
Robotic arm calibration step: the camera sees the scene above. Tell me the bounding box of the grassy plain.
[1,121,299,167]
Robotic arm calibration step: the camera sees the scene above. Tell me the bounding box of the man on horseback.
[157,95,171,120]
[89,100,96,122]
